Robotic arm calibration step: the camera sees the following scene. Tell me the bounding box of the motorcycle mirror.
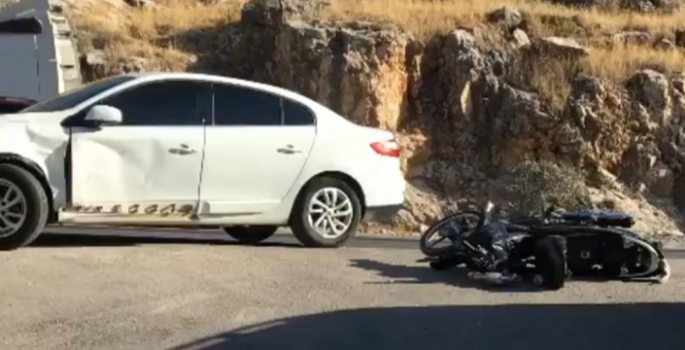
[485,201,495,213]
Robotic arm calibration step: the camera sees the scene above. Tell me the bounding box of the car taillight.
[370,139,401,158]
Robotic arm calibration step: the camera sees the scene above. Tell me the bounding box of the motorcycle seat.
[561,209,634,228]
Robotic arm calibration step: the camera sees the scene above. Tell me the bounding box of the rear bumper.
[363,204,403,222]
[361,173,406,208]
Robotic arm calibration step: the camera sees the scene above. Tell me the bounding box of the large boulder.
[567,75,630,170]
[268,21,416,130]
[626,69,672,128]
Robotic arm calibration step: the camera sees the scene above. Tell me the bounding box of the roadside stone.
[485,6,523,30]
[675,29,685,47]
[533,37,590,58]
[612,31,651,46]
[79,50,107,82]
[511,29,530,48]
[620,141,659,186]
[654,38,676,50]
[644,162,674,198]
[626,69,672,127]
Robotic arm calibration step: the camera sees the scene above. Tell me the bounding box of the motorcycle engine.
[466,221,512,273]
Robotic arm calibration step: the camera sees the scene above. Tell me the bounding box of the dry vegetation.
[71,0,248,71]
[71,0,685,84]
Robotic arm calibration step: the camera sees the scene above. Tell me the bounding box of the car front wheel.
[290,177,362,248]
[0,164,49,250]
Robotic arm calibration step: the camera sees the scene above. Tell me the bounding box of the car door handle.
[169,144,197,155]
[277,145,301,154]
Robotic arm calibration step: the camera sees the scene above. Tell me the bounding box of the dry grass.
[71,0,247,70]
[70,0,685,84]
[583,45,685,81]
[72,0,245,43]
[325,0,685,38]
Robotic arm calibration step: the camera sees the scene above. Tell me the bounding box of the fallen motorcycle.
[418,201,671,290]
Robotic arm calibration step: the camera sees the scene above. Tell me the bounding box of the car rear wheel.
[290,177,362,248]
[0,164,49,250]
[222,225,278,245]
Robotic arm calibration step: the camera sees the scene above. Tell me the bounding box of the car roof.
[122,72,319,107]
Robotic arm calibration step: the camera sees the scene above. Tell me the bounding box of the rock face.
[214,2,416,131]
[73,0,685,235]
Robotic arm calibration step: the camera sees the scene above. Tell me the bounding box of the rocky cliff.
[64,0,685,236]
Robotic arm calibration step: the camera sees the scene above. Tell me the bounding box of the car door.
[69,79,211,218]
[199,83,316,215]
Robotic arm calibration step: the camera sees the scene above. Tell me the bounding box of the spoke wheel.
[0,179,27,238]
[307,187,354,239]
[420,211,481,257]
[0,164,49,251]
[290,177,362,248]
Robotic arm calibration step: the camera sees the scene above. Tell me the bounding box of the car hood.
[0,111,67,124]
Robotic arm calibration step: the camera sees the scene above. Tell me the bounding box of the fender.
[0,153,56,221]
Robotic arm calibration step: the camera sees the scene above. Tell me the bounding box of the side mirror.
[476,201,496,231]
[84,105,122,126]
[484,201,495,213]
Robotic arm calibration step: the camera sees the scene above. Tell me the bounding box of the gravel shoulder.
[1,233,684,350]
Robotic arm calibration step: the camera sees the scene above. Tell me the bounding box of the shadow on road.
[167,303,685,350]
[349,258,548,292]
[346,259,646,292]
[30,232,302,248]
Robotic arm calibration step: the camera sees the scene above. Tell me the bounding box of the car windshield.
[19,75,137,113]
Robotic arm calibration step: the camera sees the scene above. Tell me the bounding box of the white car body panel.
[0,112,70,207]
[0,72,406,227]
[70,125,203,216]
[200,125,316,215]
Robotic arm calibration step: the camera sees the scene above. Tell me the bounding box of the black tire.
[0,164,49,250]
[289,177,362,248]
[534,235,567,290]
[420,211,480,257]
[223,225,278,245]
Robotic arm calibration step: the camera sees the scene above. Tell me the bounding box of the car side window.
[212,84,282,126]
[100,80,205,126]
[282,98,315,126]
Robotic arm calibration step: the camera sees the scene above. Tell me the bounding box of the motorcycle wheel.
[420,211,481,257]
[534,235,567,291]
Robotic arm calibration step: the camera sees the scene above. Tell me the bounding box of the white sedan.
[0,72,406,249]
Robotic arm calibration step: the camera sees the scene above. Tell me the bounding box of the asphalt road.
[1,228,684,350]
